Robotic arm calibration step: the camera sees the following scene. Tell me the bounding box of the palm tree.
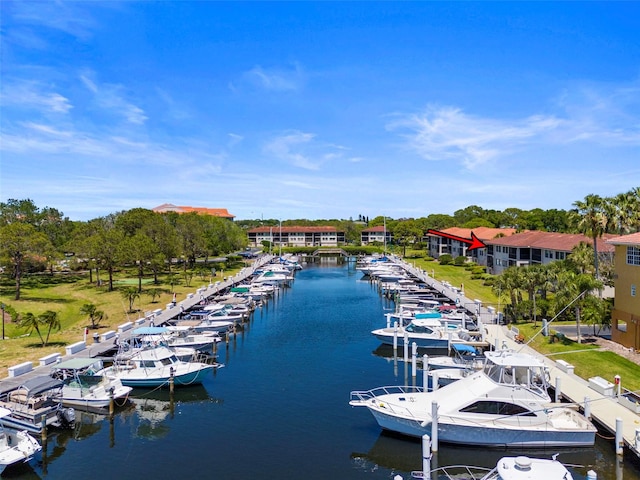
[567,241,595,275]
[80,303,106,329]
[492,267,524,323]
[19,312,45,346]
[121,287,140,313]
[572,194,607,279]
[40,310,61,346]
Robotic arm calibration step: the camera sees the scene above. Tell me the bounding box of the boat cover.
[17,376,63,396]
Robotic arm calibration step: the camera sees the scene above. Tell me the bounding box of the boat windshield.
[405,324,434,334]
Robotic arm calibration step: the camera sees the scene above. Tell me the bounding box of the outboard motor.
[57,407,76,428]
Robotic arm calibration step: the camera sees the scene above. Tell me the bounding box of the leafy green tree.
[453,205,485,225]
[175,213,207,269]
[91,217,126,291]
[80,303,106,329]
[0,222,51,300]
[40,310,61,345]
[423,214,455,230]
[0,199,40,226]
[393,220,423,256]
[461,218,495,229]
[19,312,45,345]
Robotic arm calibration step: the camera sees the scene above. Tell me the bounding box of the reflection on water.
[127,384,218,440]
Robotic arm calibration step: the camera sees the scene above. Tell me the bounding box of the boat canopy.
[17,376,63,396]
[230,287,250,293]
[52,358,102,371]
[414,312,442,319]
[451,343,478,354]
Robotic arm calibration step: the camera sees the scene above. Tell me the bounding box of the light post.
[279,219,282,257]
[1,303,5,340]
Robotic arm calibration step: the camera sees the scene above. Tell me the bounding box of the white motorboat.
[120,328,199,362]
[50,358,132,411]
[96,346,218,388]
[0,408,42,475]
[164,325,221,354]
[350,349,596,447]
[414,454,586,480]
[0,376,75,434]
[372,318,480,350]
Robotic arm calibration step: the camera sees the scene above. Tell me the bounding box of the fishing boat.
[0,376,75,434]
[50,358,132,411]
[95,346,218,388]
[0,408,42,475]
[350,349,596,447]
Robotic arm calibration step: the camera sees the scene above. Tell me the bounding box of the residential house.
[152,203,235,220]
[607,232,640,350]
[247,226,345,248]
[361,225,393,246]
[426,227,517,265]
[486,231,615,275]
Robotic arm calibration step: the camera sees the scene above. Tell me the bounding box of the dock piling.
[555,377,562,402]
[616,417,624,456]
[422,434,432,480]
[584,396,591,420]
[411,342,417,380]
[431,401,438,452]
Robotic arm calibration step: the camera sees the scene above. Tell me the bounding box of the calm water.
[6,263,640,479]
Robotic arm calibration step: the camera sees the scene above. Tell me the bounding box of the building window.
[627,246,640,266]
[617,320,627,333]
[555,252,566,260]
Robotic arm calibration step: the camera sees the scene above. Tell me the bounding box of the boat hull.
[372,330,449,349]
[117,365,214,388]
[368,407,595,447]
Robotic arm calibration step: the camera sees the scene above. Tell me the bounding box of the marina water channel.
[5,263,640,479]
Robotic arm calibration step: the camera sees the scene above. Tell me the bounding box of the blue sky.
[1,2,639,222]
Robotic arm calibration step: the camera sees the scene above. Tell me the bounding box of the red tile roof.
[607,232,640,246]
[152,203,234,219]
[430,227,518,241]
[362,226,388,233]
[489,230,615,253]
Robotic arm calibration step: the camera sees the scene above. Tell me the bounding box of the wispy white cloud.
[552,81,640,145]
[387,105,561,169]
[227,133,244,148]
[6,1,99,44]
[262,131,352,171]
[239,64,305,92]
[80,72,148,125]
[389,79,640,171]
[263,131,319,170]
[0,81,73,114]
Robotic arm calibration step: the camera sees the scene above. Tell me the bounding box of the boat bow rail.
[349,385,424,412]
